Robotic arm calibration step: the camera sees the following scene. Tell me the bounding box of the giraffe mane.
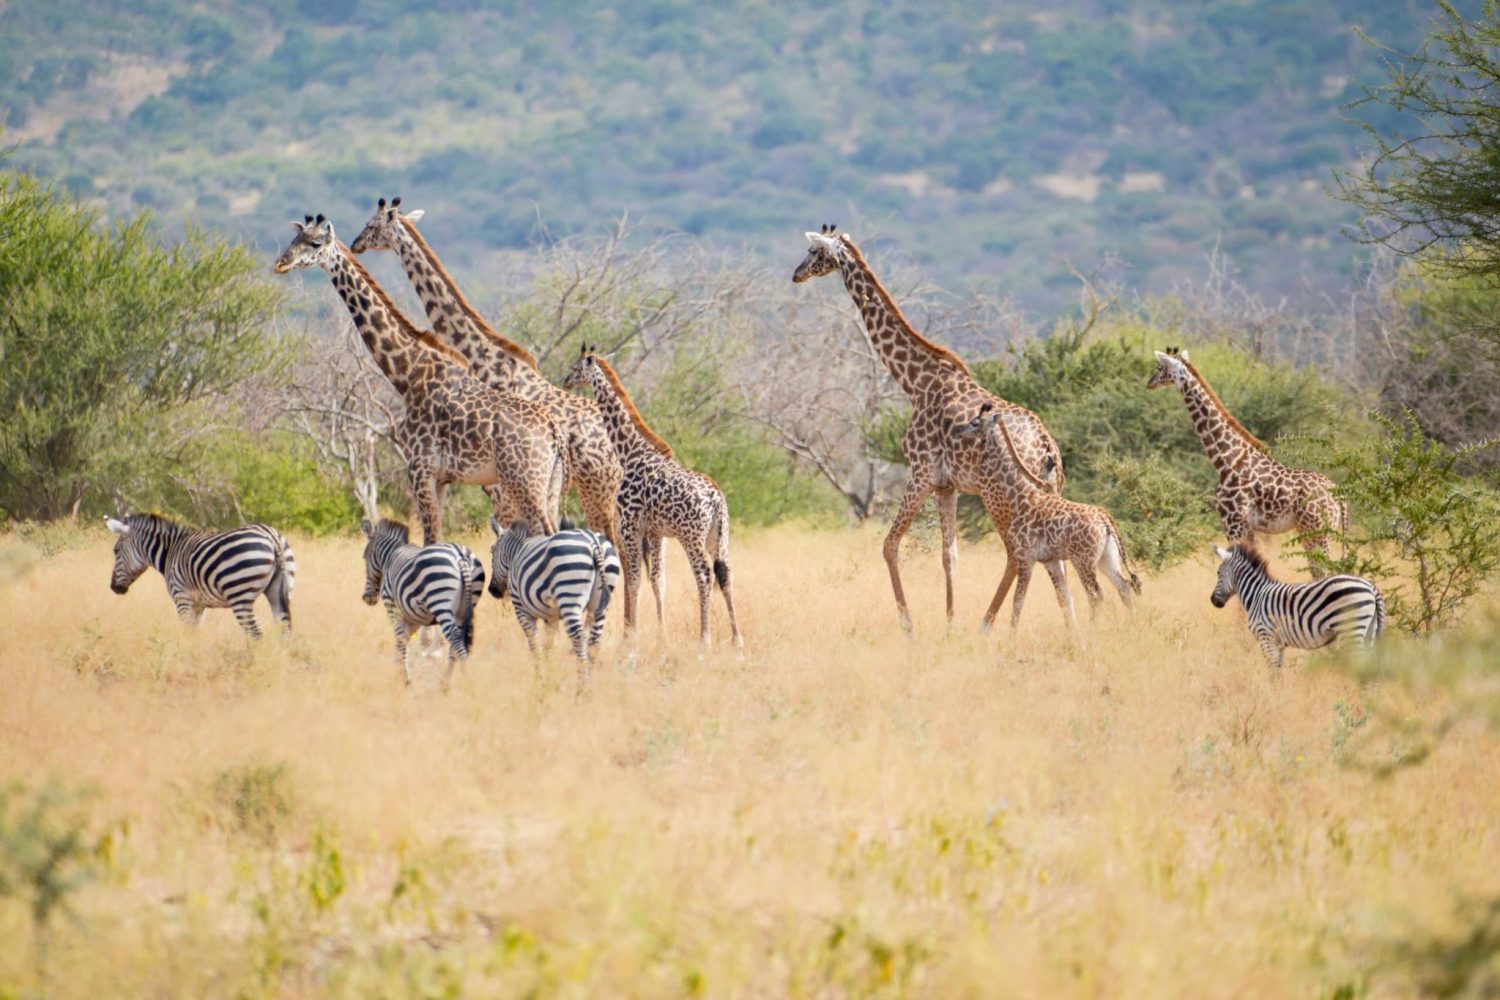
[339,246,472,369]
[1179,357,1270,454]
[591,356,675,459]
[984,403,1049,491]
[839,237,971,375]
[395,215,540,370]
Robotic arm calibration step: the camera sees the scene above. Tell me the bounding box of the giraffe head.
[105,514,150,594]
[562,341,601,391]
[1146,346,1189,390]
[273,214,340,274]
[349,196,425,255]
[792,224,849,283]
[953,402,1002,439]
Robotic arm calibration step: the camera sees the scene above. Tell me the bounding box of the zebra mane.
[1233,542,1272,578]
[128,512,185,533]
[374,518,411,542]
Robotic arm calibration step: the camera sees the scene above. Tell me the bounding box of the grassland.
[1,525,1496,997]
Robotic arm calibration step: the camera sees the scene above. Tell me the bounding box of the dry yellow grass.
[1,525,1497,997]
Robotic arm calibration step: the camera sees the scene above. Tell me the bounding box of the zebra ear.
[360,517,372,538]
[1212,546,1231,561]
[489,515,502,538]
[105,517,130,535]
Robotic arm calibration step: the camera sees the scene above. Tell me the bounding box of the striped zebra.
[1211,544,1385,668]
[488,518,622,687]
[105,513,295,637]
[360,518,485,688]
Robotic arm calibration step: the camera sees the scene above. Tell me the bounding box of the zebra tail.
[456,556,478,654]
[1373,587,1387,641]
[267,535,297,604]
[591,536,615,617]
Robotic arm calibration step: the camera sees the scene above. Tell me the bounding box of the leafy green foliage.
[1303,410,1500,635]
[0,163,286,521]
[2,2,1431,313]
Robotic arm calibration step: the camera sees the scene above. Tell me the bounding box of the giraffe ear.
[805,231,837,249]
[1179,349,1190,362]
[1153,351,1171,363]
[405,209,425,224]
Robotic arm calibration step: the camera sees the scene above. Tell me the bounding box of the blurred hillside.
[2,0,1429,312]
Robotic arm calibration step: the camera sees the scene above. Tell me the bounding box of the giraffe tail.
[709,492,731,591]
[1108,517,1142,595]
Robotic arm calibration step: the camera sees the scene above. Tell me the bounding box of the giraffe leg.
[580,480,625,573]
[715,556,743,651]
[979,492,1016,633]
[620,521,645,631]
[936,487,959,625]
[647,534,667,627]
[409,465,443,544]
[884,478,936,632]
[1075,562,1104,620]
[1009,562,1035,629]
[685,544,714,646]
[1297,497,1340,578]
[1043,560,1076,628]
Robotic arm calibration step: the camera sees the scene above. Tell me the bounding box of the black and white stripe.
[361,518,484,686]
[106,513,295,637]
[1211,544,1384,668]
[488,519,622,680]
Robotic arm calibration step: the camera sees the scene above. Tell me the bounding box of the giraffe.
[273,214,565,545]
[792,225,1067,632]
[956,403,1141,627]
[1146,347,1344,573]
[562,344,743,649]
[349,197,626,561]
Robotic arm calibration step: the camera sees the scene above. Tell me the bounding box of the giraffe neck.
[391,218,543,396]
[586,366,655,465]
[1175,372,1256,477]
[837,249,957,401]
[324,246,441,398]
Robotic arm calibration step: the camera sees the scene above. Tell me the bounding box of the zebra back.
[1216,544,1383,650]
[503,527,616,623]
[113,513,291,610]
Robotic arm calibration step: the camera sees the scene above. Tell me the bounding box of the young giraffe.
[349,197,627,559]
[273,215,565,544]
[562,344,743,649]
[956,403,1141,628]
[792,225,1066,632]
[1146,347,1344,574]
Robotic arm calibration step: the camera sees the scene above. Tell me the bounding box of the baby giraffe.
[956,403,1141,627]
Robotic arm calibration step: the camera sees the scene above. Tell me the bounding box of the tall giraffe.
[273,215,565,544]
[563,344,743,648]
[792,225,1066,632]
[955,402,1140,628]
[349,197,626,558]
[1147,347,1344,572]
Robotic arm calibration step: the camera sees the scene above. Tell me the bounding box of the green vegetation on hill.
[0,0,1433,312]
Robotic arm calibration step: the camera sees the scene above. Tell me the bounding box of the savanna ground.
[2,524,1497,998]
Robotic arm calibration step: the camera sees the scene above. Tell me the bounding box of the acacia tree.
[1339,1,1500,276]
[0,163,285,521]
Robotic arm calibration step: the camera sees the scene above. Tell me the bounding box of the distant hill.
[1,0,1432,315]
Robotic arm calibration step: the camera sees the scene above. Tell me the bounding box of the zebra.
[1210,543,1385,668]
[488,518,622,688]
[105,513,295,637]
[360,518,485,688]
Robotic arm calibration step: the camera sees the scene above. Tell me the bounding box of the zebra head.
[488,517,531,599]
[1210,544,1241,608]
[106,515,150,594]
[792,224,848,283]
[1147,347,1189,390]
[360,518,409,606]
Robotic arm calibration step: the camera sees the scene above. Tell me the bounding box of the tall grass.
[0,526,1495,997]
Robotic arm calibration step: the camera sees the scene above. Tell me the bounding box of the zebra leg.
[685,545,714,645]
[513,607,541,677]
[937,486,959,625]
[230,601,263,638]
[437,612,467,694]
[175,596,203,627]
[1044,559,1077,628]
[392,620,414,686]
[1255,630,1285,669]
[562,606,588,662]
